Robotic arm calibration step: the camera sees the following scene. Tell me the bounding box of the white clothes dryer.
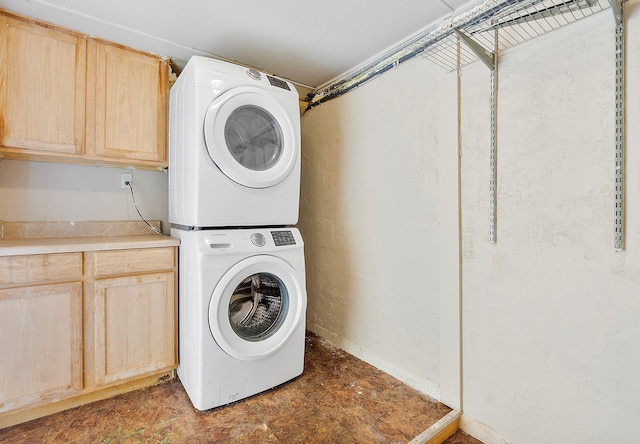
[169,56,301,228]
[172,227,307,410]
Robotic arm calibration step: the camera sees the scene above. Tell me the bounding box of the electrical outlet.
[120,173,132,189]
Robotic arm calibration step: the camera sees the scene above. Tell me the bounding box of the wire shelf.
[309,0,611,108]
[420,0,608,71]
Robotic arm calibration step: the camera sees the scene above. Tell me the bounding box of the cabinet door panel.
[0,283,83,413]
[0,15,86,154]
[92,43,167,163]
[89,273,175,386]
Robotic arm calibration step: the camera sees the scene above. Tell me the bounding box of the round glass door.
[209,255,306,361]
[224,106,283,172]
[204,86,298,189]
[228,272,288,341]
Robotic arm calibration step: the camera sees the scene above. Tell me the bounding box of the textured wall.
[300,2,640,442]
[460,6,640,443]
[299,57,458,398]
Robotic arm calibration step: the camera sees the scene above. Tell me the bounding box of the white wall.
[299,56,459,400]
[300,2,640,442]
[0,160,169,232]
[460,4,640,443]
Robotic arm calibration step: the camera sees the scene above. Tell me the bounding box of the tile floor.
[0,332,482,443]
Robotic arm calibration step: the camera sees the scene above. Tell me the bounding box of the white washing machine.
[169,56,301,228]
[172,227,307,410]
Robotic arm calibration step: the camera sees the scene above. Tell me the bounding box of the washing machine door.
[204,86,298,189]
[209,255,306,361]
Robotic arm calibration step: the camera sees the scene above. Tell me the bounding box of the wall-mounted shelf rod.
[455,28,498,243]
[610,0,624,251]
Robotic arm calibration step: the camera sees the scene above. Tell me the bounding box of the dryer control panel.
[271,230,296,246]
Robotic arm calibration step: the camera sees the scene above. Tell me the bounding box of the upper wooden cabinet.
[0,10,168,170]
[88,41,168,165]
[0,14,87,155]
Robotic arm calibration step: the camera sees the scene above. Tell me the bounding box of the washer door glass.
[209,255,306,361]
[229,272,287,341]
[204,86,298,189]
[225,106,283,172]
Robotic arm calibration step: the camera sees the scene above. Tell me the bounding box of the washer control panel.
[271,230,296,246]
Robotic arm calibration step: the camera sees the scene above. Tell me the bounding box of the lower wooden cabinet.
[0,283,83,413]
[0,245,177,427]
[86,272,175,386]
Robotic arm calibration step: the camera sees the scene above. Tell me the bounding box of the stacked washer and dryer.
[168,56,307,411]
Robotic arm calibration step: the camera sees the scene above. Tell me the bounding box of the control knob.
[250,232,266,247]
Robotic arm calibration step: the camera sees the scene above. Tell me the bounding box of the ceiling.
[0,0,473,89]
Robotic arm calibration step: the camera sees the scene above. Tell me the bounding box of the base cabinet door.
[0,283,83,413]
[87,272,175,386]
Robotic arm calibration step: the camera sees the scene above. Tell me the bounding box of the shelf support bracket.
[455,28,498,243]
[610,0,624,251]
[454,29,495,71]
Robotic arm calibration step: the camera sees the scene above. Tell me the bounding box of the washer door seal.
[204,86,297,189]
[209,255,306,361]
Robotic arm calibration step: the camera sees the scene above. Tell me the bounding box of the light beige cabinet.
[0,252,84,414]
[0,10,168,170]
[0,284,83,412]
[89,273,175,385]
[0,245,177,428]
[0,14,87,155]
[87,41,168,165]
[84,247,176,387]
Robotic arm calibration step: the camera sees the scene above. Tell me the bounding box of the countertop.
[0,234,179,256]
[0,220,179,256]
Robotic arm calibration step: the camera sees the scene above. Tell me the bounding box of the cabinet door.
[88,272,175,386]
[0,283,83,413]
[89,42,168,165]
[0,14,86,154]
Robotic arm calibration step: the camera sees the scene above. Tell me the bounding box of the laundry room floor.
[0,332,482,443]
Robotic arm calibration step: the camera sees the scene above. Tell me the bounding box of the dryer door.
[204,86,298,189]
[209,255,306,361]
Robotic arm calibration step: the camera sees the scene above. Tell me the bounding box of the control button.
[250,232,266,247]
[247,69,261,80]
